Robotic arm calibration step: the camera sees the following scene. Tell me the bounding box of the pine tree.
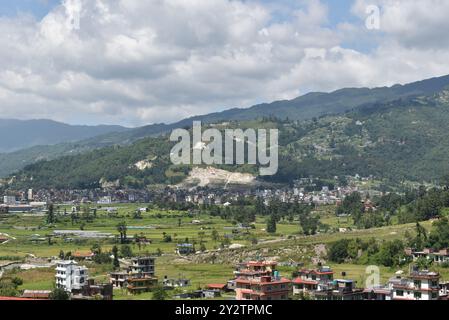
[267,215,277,234]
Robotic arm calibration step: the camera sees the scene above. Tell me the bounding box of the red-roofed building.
[0,296,37,301]
[234,261,277,279]
[73,250,95,261]
[207,284,227,291]
[234,261,291,300]
[292,267,334,296]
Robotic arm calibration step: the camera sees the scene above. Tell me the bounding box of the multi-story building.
[55,260,88,292]
[292,267,334,295]
[314,279,364,300]
[109,271,130,289]
[129,257,155,277]
[3,196,16,205]
[127,277,159,294]
[235,261,291,300]
[109,256,158,294]
[405,248,449,265]
[389,270,441,301]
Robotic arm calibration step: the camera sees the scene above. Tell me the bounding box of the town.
[1,255,449,301]
[1,176,449,301]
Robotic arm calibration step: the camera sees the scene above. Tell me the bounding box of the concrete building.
[292,267,335,296]
[3,196,16,205]
[129,257,155,276]
[314,279,364,300]
[389,270,441,301]
[405,248,449,265]
[55,260,89,292]
[235,261,291,300]
[109,256,158,294]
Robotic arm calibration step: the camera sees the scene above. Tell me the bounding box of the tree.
[112,246,120,270]
[427,217,449,250]
[133,210,142,220]
[336,192,364,224]
[91,243,102,255]
[49,288,70,300]
[120,245,133,258]
[413,222,428,250]
[46,203,55,224]
[266,215,277,234]
[373,240,405,267]
[211,229,219,241]
[328,239,351,263]
[300,213,319,236]
[116,221,128,244]
[152,285,168,300]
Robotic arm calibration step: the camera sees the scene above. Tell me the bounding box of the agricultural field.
[2,203,449,300]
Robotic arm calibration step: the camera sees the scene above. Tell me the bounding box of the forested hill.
[5,87,449,190]
[1,74,449,178]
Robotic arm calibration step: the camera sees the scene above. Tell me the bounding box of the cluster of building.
[227,261,449,301]
[109,257,158,295]
[55,260,113,300]
[0,193,47,213]
[405,248,449,265]
[4,174,378,209]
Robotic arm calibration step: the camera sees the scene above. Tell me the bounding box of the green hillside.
[2,74,449,178]
[5,88,449,190]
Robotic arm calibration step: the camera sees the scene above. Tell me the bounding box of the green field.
[1,203,448,300]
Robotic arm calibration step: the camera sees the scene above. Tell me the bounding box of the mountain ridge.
[1,74,449,178]
[0,118,129,153]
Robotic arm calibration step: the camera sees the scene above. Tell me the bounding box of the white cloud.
[0,0,449,126]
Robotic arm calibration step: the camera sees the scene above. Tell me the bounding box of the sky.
[1,0,449,127]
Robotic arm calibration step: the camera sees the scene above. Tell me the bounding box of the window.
[414,292,421,299]
[414,280,421,288]
[396,290,404,297]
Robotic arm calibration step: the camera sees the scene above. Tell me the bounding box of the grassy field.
[0,204,304,258]
[1,203,448,300]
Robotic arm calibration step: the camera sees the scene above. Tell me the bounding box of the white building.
[97,196,112,204]
[3,196,16,205]
[55,260,89,292]
[389,270,440,301]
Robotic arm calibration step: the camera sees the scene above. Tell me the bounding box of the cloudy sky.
[1,0,449,127]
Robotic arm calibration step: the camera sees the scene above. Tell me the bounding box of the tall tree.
[112,246,120,270]
[116,221,128,244]
[267,215,277,234]
[46,203,55,224]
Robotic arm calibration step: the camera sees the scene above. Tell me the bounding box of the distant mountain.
[7,87,449,190]
[0,119,129,153]
[82,74,449,144]
[1,74,449,178]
